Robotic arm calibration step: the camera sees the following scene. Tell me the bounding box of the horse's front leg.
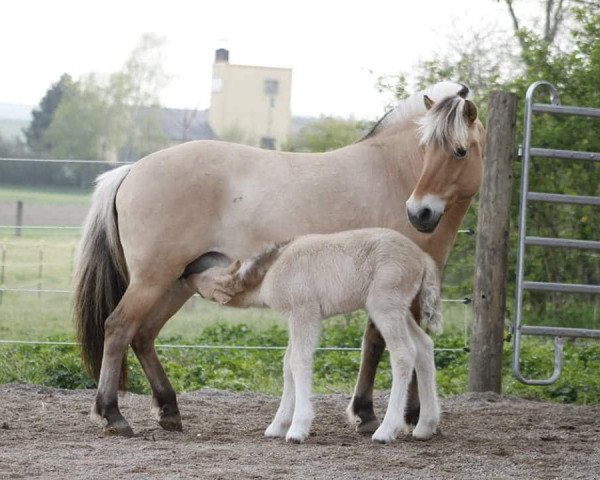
[285,310,321,443]
[265,348,295,438]
[347,318,386,433]
[131,279,194,432]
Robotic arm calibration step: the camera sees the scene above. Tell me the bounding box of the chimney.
[215,48,229,64]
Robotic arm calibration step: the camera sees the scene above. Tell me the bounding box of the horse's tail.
[74,164,132,389]
[418,255,443,335]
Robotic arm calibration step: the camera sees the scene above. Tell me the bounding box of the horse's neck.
[425,198,473,269]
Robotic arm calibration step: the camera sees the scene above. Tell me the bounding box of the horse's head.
[406,93,485,233]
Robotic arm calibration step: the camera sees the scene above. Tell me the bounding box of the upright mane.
[417,94,472,151]
[361,81,469,141]
[238,241,291,288]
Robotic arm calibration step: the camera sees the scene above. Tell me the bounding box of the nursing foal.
[186,228,442,444]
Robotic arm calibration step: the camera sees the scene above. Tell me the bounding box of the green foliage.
[2,321,598,404]
[42,34,168,166]
[24,73,74,155]
[290,116,367,152]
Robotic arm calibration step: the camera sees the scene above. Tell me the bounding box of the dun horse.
[187,228,442,444]
[75,81,484,436]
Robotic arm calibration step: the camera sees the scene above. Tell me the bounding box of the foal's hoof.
[158,414,183,432]
[104,419,134,437]
[356,418,380,435]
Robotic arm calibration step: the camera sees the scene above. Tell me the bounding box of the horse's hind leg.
[131,279,194,432]
[406,314,440,440]
[93,282,167,436]
[347,318,385,434]
[368,306,416,444]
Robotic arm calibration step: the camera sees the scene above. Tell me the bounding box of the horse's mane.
[417,94,472,151]
[238,240,291,288]
[361,81,469,142]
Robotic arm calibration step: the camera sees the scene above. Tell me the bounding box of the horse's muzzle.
[406,206,442,233]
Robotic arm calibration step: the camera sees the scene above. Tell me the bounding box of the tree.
[290,117,367,152]
[43,34,169,164]
[24,73,73,154]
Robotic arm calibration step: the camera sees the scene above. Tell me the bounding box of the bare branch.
[503,0,526,50]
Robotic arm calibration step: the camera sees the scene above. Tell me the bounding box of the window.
[264,79,279,95]
[260,137,276,150]
[212,76,223,93]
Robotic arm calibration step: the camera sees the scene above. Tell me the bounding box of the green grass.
[0,184,91,204]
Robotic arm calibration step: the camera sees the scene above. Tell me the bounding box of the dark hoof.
[404,406,420,426]
[104,420,134,437]
[356,418,380,435]
[158,414,183,432]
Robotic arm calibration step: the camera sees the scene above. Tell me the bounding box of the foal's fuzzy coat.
[186,228,442,443]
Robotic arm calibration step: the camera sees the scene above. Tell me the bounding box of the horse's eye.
[454,148,467,158]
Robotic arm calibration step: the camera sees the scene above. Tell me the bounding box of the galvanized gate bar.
[525,236,600,250]
[521,325,600,339]
[523,281,600,295]
[513,80,600,386]
[527,192,600,206]
[532,103,600,117]
[530,147,600,162]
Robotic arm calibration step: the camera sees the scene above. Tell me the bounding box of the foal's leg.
[404,299,423,425]
[347,318,386,433]
[264,348,295,438]
[131,279,194,432]
[406,315,440,440]
[92,282,167,436]
[285,309,321,443]
[369,308,416,444]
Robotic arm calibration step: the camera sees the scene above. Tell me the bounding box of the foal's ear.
[227,259,242,274]
[464,99,478,123]
[423,95,435,110]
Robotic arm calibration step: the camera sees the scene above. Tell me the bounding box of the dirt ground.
[1,385,599,480]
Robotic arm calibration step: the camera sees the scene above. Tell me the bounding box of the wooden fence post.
[468,91,517,393]
[16,200,23,237]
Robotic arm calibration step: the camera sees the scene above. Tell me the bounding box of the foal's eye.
[454,148,467,159]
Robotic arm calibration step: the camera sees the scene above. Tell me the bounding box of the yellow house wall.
[209,63,292,149]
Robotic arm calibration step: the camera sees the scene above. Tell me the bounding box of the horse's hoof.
[285,427,309,443]
[371,428,395,444]
[356,418,380,435]
[264,423,288,438]
[412,421,437,441]
[158,414,183,432]
[104,420,134,437]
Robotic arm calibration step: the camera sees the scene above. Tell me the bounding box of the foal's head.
[406,92,485,233]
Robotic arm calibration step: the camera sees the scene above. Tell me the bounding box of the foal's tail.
[419,255,443,335]
[74,165,132,389]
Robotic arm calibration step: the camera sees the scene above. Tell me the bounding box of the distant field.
[0,184,91,204]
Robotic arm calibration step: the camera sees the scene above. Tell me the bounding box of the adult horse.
[75,81,485,436]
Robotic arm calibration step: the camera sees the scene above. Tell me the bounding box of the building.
[208,49,292,150]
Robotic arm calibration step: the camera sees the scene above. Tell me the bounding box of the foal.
[186,228,442,444]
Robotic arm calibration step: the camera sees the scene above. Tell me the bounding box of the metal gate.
[512,80,600,385]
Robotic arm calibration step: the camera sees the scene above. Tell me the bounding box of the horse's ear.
[423,95,435,110]
[464,99,478,123]
[227,260,241,274]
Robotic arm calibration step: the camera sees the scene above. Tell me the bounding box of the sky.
[1,0,526,120]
